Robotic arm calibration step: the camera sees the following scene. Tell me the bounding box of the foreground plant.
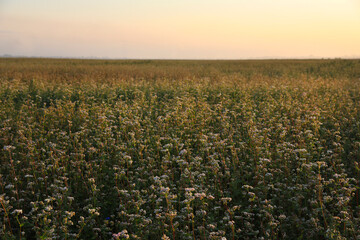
[0,59,359,239]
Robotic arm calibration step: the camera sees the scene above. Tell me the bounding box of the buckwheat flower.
[195,192,206,199]
[5,184,14,189]
[185,187,195,192]
[196,210,207,216]
[260,158,271,163]
[65,211,75,218]
[45,206,53,211]
[88,147,97,153]
[161,234,170,240]
[228,220,235,227]
[208,224,216,229]
[113,230,129,239]
[112,232,121,239]
[317,161,326,167]
[209,232,217,239]
[89,208,96,214]
[179,149,187,156]
[163,143,172,149]
[3,145,15,151]
[248,192,255,198]
[160,187,170,194]
[221,197,232,204]
[207,195,215,200]
[295,149,307,153]
[12,209,23,215]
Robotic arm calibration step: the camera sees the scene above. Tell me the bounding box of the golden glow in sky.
[0,0,359,59]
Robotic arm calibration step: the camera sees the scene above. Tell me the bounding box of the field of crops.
[1,58,360,239]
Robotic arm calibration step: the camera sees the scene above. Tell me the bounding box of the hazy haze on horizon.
[1,0,360,59]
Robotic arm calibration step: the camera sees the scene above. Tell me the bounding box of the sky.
[0,0,360,59]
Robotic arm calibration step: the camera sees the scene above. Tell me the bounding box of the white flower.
[12,209,23,215]
[161,234,170,240]
[3,145,15,151]
[179,149,187,155]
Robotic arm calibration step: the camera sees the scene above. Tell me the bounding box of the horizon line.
[1,55,360,61]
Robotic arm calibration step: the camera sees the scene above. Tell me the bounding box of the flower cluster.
[0,59,360,239]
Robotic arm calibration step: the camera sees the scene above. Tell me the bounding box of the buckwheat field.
[1,58,360,239]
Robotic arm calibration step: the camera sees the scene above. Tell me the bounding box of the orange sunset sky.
[0,0,359,59]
